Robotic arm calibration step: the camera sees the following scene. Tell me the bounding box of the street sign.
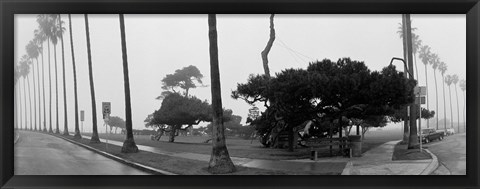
[102,101,111,115]
[80,110,84,121]
[414,86,427,96]
[415,96,426,104]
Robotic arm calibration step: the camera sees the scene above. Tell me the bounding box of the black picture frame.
[1,0,479,188]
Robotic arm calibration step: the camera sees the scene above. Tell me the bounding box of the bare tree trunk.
[41,43,47,132]
[84,14,100,143]
[433,70,439,130]
[59,14,69,136]
[23,78,28,130]
[442,75,447,131]
[401,15,410,143]
[48,38,53,133]
[424,63,429,128]
[54,43,60,134]
[406,14,419,149]
[69,14,82,139]
[31,60,37,131]
[454,85,460,132]
[119,14,138,153]
[261,14,275,78]
[27,73,33,130]
[448,85,453,129]
[207,14,236,174]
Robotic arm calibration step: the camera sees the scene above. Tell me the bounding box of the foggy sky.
[14,14,466,133]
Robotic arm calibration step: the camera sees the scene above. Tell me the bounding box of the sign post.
[80,110,85,133]
[414,86,426,153]
[102,102,111,151]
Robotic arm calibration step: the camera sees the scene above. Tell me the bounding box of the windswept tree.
[438,61,448,131]
[207,14,236,174]
[159,65,204,98]
[452,74,460,132]
[445,74,454,129]
[84,14,100,143]
[69,14,82,139]
[119,14,138,153]
[429,53,440,130]
[106,116,126,134]
[26,41,40,131]
[459,79,466,130]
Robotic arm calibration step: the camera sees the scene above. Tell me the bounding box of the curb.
[421,149,439,175]
[48,133,177,175]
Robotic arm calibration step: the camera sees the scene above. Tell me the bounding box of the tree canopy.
[232,58,417,141]
[158,65,204,98]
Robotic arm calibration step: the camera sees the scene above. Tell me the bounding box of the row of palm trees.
[398,21,467,133]
[15,14,234,173]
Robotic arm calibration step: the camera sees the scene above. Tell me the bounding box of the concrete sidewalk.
[79,134,437,175]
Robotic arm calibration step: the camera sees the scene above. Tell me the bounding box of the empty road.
[425,133,466,175]
[14,131,149,175]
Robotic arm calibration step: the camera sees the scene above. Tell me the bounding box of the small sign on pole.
[415,96,426,104]
[102,102,111,120]
[80,110,85,121]
[414,86,427,96]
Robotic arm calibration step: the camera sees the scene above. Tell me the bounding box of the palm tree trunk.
[119,14,138,153]
[23,78,28,130]
[454,85,460,132]
[84,14,100,143]
[207,14,236,174]
[405,14,418,149]
[423,63,429,128]
[401,15,409,143]
[261,14,275,78]
[17,83,22,129]
[15,82,18,129]
[27,74,33,130]
[41,43,47,132]
[59,14,69,136]
[31,60,37,131]
[54,44,60,134]
[442,75,447,131]
[463,91,465,132]
[36,58,42,131]
[433,70,439,130]
[69,14,82,139]
[448,85,453,129]
[48,38,53,133]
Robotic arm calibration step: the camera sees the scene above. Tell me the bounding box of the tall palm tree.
[15,64,23,130]
[207,14,236,173]
[459,79,466,132]
[57,14,69,136]
[26,41,40,131]
[14,65,20,130]
[438,62,448,131]
[69,14,82,139]
[38,14,54,133]
[84,14,100,143]
[34,25,47,132]
[445,74,454,129]
[429,53,440,130]
[49,14,63,134]
[22,55,34,131]
[19,56,30,130]
[119,14,138,153]
[418,45,431,128]
[405,14,419,149]
[452,74,460,132]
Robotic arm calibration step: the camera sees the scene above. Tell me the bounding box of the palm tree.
[445,74,454,129]
[84,14,100,143]
[57,14,69,136]
[459,79,466,132]
[48,14,63,134]
[418,45,432,128]
[404,14,419,149]
[26,41,40,131]
[119,14,138,153]
[207,14,236,174]
[452,74,460,132]
[69,14,82,139]
[24,55,34,131]
[34,23,47,132]
[429,53,440,130]
[438,62,448,131]
[14,65,20,130]
[37,14,54,133]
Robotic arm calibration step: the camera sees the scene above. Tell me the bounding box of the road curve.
[424,133,466,175]
[14,131,149,175]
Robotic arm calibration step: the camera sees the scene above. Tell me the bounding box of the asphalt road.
[14,131,149,175]
[424,133,466,175]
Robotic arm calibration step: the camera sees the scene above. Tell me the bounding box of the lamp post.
[390,57,423,152]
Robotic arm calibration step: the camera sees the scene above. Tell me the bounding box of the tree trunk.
[14,82,18,129]
[207,14,236,174]
[433,70,439,130]
[18,83,22,130]
[405,14,419,149]
[168,125,177,143]
[36,58,42,131]
[463,91,465,132]
[41,43,47,132]
[401,15,410,143]
[261,14,275,78]
[85,14,100,143]
[27,74,33,130]
[424,63,429,128]
[448,85,453,129]
[119,14,138,153]
[23,78,28,130]
[31,60,37,131]
[69,14,82,139]
[59,14,69,136]
[54,43,60,134]
[48,38,53,133]
[455,85,460,132]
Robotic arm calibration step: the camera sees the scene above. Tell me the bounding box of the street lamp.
[390,57,423,152]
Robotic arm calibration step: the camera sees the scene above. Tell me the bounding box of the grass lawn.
[67,135,292,175]
[392,142,432,161]
[82,128,402,160]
